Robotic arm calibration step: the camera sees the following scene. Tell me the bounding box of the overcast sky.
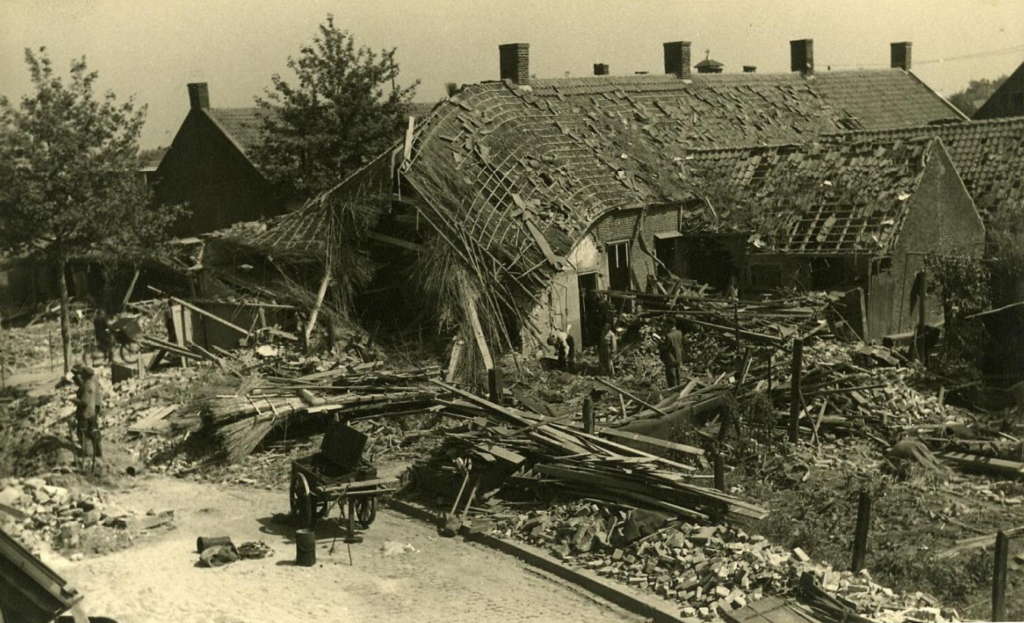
[2,0,1023,149]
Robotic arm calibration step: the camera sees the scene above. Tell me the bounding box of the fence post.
[993,530,1009,622]
[713,453,726,492]
[851,490,872,572]
[788,338,803,443]
[488,366,503,405]
[582,395,595,434]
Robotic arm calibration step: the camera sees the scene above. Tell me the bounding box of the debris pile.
[0,476,173,557]
[488,500,950,622]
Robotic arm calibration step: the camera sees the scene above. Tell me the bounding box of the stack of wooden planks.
[431,380,768,524]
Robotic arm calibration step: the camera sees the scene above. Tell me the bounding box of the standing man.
[93,310,114,363]
[664,318,684,389]
[71,364,103,472]
[598,323,617,377]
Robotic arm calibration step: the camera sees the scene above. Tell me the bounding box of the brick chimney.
[593,63,609,76]
[499,43,530,85]
[743,65,757,73]
[663,41,692,79]
[790,39,814,75]
[187,83,210,110]
[891,42,912,71]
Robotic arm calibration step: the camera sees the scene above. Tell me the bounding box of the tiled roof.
[206,107,267,155]
[680,138,936,254]
[400,69,963,269]
[825,117,1024,218]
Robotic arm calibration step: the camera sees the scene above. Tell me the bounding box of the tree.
[0,48,182,373]
[253,15,419,198]
[948,75,1009,117]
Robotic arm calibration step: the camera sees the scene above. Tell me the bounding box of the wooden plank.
[304,271,332,343]
[593,426,704,457]
[467,300,494,371]
[596,378,671,419]
[553,424,697,471]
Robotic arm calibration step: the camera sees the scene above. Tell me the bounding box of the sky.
[2,0,1023,149]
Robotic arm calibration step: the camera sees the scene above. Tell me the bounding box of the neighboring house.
[223,38,971,353]
[973,58,1024,120]
[153,83,439,237]
[153,83,288,237]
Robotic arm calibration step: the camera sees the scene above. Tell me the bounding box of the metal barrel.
[196,536,233,553]
[295,529,316,567]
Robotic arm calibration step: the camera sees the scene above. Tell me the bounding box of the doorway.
[606,241,631,292]
[577,273,601,348]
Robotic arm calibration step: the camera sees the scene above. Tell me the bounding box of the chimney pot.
[790,39,814,75]
[663,41,692,79]
[187,83,210,110]
[593,63,609,76]
[743,65,757,73]
[499,43,530,85]
[891,42,912,71]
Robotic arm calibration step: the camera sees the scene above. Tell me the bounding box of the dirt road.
[49,476,642,623]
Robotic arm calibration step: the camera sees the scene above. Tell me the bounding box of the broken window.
[606,241,631,291]
[871,257,892,276]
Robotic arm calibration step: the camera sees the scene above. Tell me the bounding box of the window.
[871,257,892,276]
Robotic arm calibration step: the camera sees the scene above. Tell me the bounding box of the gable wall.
[154,110,285,236]
[974,62,1024,120]
[888,145,985,335]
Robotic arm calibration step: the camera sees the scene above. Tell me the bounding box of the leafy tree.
[0,48,183,373]
[948,75,1009,117]
[253,15,419,198]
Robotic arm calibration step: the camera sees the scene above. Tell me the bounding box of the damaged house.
[680,137,984,341]
[215,39,970,364]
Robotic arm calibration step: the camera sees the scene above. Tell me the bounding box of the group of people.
[547,323,620,377]
[546,317,685,387]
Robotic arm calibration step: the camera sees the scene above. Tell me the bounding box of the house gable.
[973,60,1024,120]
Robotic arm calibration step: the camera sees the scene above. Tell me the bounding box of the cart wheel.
[354,497,377,527]
[119,342,140,364]
[289,472,315,529]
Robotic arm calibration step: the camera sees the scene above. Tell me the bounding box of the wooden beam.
[467,300,494,370]
[368,231,426,253]
[304,271,332,343]
[595,377,671,419]
[146,287,250,337]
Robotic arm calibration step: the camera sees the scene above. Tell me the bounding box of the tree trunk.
[57,255,72,374]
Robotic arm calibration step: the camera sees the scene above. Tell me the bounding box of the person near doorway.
[547,328,576,373]
[598,323,617,377]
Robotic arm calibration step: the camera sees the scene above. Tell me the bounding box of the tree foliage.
[947,75,1008,117]
[253,15,419,198]
[924,253,990,368]
[0,48,181,264]
[0,48,184,370]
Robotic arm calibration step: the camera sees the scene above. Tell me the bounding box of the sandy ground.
[48,476,642,623]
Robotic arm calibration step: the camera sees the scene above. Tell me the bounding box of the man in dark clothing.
[661,319,685,389]
[93,310,114,363]
[71,364,103,472]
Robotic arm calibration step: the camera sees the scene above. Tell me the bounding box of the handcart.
[288,420,398,533]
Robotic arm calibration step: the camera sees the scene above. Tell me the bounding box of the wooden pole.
[304,271,332,346]
[713,453,726,492]
[851,490,871,572]
[789,338,803,443]
[993,530,1009,622]
[120,268,141,312]
[488,367,503,405]
[582,396,595,434]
